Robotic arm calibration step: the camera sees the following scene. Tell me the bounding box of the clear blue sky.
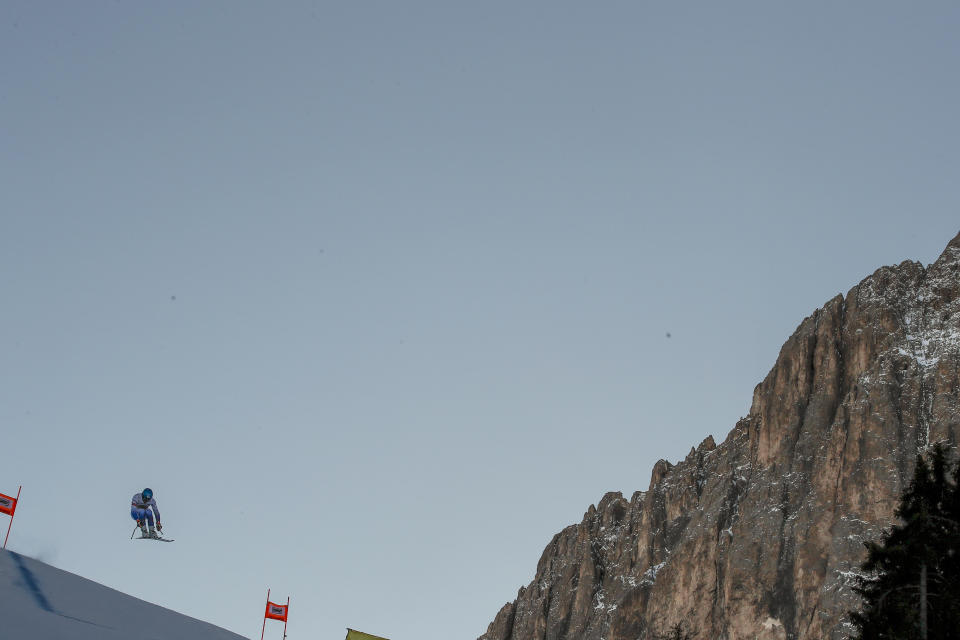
[2,2,958,640]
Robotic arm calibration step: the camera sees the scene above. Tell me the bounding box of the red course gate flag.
[260,588,290,640]
[265,601,288,621]
[1,486,21,550]
[0,492,16,517]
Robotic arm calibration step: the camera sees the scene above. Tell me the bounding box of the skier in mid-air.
[131,487,162,539]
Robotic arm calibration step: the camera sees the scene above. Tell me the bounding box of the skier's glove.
[156,522,162,532]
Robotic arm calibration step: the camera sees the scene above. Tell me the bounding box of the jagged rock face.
[480,233,960,640]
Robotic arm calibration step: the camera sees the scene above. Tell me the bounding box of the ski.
[135,535,175,542]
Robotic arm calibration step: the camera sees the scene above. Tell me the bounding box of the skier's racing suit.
[130,492,161,529]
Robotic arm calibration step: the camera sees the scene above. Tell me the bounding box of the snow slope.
[0,549,248,639]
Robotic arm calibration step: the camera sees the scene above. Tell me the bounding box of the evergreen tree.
[848,443,960,639]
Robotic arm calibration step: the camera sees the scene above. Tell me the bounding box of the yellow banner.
[346,629,390,640]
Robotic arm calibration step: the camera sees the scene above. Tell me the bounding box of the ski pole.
[131,524,140,539]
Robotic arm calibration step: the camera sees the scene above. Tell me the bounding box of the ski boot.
[148,524,159,539]
[138,520,149,538]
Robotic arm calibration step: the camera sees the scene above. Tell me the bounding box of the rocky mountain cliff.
[479,233,960,640]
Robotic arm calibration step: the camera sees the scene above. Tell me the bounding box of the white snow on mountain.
[0,549,247,640]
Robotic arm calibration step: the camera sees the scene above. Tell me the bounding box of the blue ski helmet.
[142,488,153,500]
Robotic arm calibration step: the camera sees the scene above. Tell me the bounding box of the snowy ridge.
[0,549,246,640]
[872,246,960,370]
[896,317,960,369]
[895,258,960,369]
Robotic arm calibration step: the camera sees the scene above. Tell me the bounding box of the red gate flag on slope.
[0,491,16,516]
[260,588,290,640]
[265,600,288,621]
[1,486,21,550]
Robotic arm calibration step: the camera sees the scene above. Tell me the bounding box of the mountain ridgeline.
[479,233,960,640]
